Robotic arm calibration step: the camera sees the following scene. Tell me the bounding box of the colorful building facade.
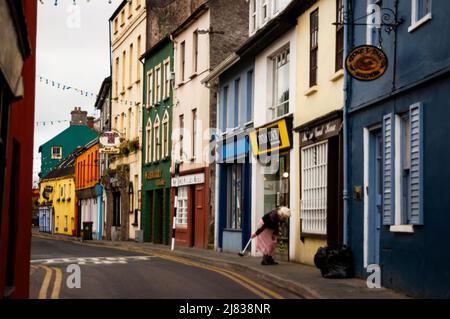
[75,139,103,240]
[141,37,173,244]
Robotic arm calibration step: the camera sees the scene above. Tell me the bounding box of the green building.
[39,108,98,178]
[141,37,173,244]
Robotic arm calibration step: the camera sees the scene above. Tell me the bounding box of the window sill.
[120,90,125,96]
[244,121,254,128]
[190,157,196,162]
[127,84,133,90]
[390,225,415,233]
[330,69,344,82]
[305,86,319,97]
[135,79,141,84]
[190,73,198,80]
[408,13,432,33]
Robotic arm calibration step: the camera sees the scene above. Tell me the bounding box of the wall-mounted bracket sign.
[346,45,388,81]
[99,131,121,154]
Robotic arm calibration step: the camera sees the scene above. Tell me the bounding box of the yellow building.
[293,0,345,265]
[39,150,80,236]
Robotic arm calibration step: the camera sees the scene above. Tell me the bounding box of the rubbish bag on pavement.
[314,245,354,279]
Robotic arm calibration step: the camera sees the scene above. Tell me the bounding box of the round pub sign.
[346,45,388,81]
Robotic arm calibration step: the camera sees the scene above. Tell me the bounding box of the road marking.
[38,265,53,299]
[30,256,152,265]
[50,267,62,299]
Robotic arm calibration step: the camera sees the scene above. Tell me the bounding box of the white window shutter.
[409,103,424,225]
[382,113,395,225]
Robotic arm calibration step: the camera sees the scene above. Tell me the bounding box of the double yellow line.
[150,252,284,299]
[31,265,63,299]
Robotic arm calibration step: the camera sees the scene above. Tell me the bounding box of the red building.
[0,0,37,298]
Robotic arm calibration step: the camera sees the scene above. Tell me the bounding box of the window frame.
[51,146,62,160]
[176,186,188,228]
[180,41,186,83]
[153,114,161,161]
[163,58,171,99]
[191,109,197,161]
[335,0,344,71]
[162,111,169,158]
[146,69,154,107]
[146,118,152,163]
[179,114,184,161]
[271,47,290,119]
[309,9,319,88]
[155,64,162,103]
[409,0,432,32]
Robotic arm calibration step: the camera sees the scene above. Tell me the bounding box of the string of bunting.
[38,0,115,5]
[37,75,169,110]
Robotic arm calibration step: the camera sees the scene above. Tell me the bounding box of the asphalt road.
[30,237,298,299]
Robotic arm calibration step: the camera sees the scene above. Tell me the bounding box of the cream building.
[110,0,146,240]
[293,0,345,265]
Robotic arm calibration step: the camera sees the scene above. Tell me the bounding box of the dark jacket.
[255,210,280,236]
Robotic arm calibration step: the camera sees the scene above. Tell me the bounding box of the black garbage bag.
[314,246,354,279]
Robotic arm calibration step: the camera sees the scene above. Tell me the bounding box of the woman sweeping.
[251,206,291,265]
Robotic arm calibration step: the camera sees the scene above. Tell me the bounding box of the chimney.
[87,116,95,129]
[70,107,88,126]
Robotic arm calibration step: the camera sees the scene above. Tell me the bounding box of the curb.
[32,232,321,299]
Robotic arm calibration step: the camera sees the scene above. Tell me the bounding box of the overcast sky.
[34,0,123,186]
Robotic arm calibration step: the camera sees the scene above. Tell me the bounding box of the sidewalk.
[32,229,409,299]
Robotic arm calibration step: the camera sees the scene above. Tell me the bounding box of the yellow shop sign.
[249,119,292,156]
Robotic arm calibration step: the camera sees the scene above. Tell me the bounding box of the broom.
[238,238,253,257]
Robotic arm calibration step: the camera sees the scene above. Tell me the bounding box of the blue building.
[203,55,255,253]
[346,0,450,297]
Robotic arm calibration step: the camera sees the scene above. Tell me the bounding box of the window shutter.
[382,113,395,225]
[409,103,424,225]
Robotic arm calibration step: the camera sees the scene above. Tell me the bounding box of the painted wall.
[39,125,97,178]
[110,1,146,240]
[348,0,450,298]
[172,9,211,174]
[293,0,344,265]
[141,40,173,244]
[75,142,100,190]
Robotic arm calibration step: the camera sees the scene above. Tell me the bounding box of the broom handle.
[242,238,252,253]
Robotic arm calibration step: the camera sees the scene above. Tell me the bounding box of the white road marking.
[30,256,154,266]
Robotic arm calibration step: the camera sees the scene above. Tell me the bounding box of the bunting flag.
[39,0,114,6]
[37,74,172,110]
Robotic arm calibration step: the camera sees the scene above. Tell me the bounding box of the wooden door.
[194,185,206,248]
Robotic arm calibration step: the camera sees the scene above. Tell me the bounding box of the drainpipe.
[342,0,354,246]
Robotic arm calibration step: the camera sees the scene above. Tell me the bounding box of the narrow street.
[30,237,298,299]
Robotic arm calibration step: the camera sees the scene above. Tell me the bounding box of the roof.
[38,125,98,152]
[95,77,111,110]
[42,147,84,180]
[201,53,239,86]
[109,0,128,21]
[171,1,210,38]
[140,35,171,61]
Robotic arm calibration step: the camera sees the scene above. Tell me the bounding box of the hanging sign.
[99,131,120,154]
[249,119,292,156]
[346,45,388,81]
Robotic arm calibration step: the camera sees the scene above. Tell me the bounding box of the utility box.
[82,222,93,240]
[135,230,144,243]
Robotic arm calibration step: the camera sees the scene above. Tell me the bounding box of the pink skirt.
[255,218,277,256]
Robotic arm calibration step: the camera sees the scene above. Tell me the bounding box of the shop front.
[171,168,209,249]
[217,132,252,253]
[295,110,343,264]
[250,116,293,261]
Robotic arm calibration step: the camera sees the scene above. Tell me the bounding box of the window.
[192,109,197,160]
[162,111,169,158]
[272,48,290,118]
[64,215,68,231]
[262,0,268,23]
[176,187,188,227]
[193,31,198,74]
[155,64,161,103]
[121,113,125,136]
[310,9,319,87]
[163,58,171,99]
[128,0,133,18]
[273,0,291,14]
[222,86,229,132]
[153,115,160,161]
[180,41,186,82]
[246,70,254,123]
[179,115,184,160]
[366,0,380,46]
[410,0,432,31]
[336,0,344,71]
[382,103,424,230]
[135,106,140,139]
[114,18,118,34]
[122,50,126,92]
[51,146,62,159]
[234,78,241,128]
[301,141,328,235]
[226,165,242,230]
[136,36,141,82]
[129,43,133,86]
[120,10,125,26]
[250,0,257,33]
[147,70,154,106]
[146,118,152,163]
[115,57,119,97]
[135,0,141,9]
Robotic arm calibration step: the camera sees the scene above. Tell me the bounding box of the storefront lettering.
[171,173,205,187]
[145,170,162,180]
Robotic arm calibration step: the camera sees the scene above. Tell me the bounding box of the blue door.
[368,130,382,265]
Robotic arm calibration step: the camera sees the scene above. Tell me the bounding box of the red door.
[194,185,206,248]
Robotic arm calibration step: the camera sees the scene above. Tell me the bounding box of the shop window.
[301,141,328,235]
[264,154,290,213]
[226,165,242,230]
[51,146,62,159]
[176,187,188,227]
[272,48,290,119]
